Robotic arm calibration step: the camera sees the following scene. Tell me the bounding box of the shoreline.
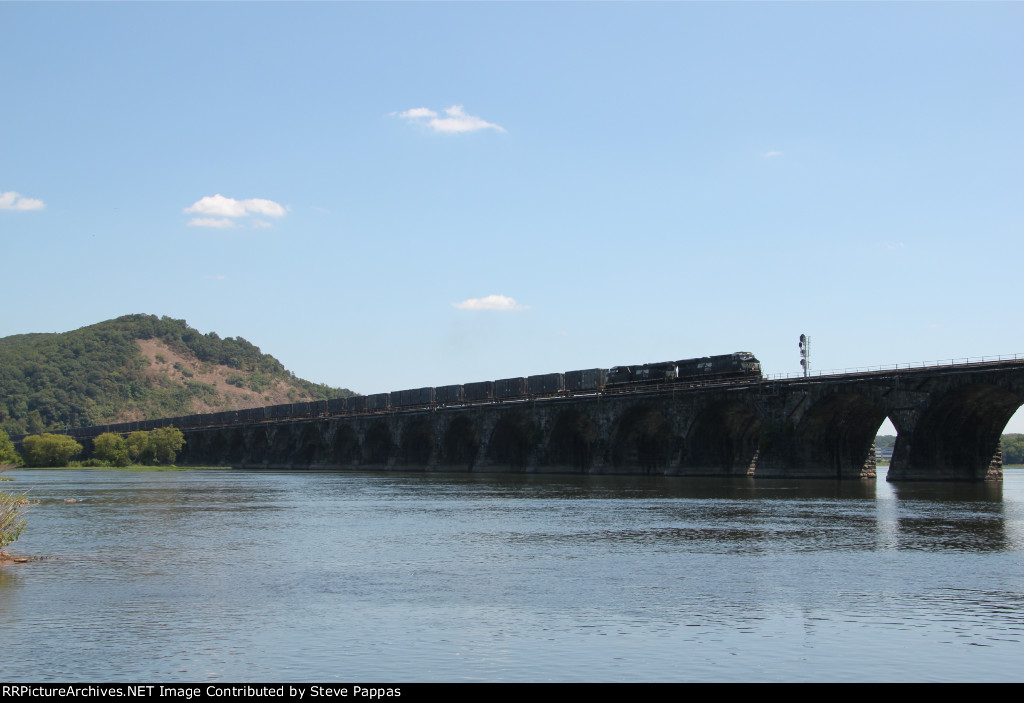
[0,550,34,565]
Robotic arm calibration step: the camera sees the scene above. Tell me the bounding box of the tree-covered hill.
[0,314,354,435]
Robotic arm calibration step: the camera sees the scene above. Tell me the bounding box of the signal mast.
[799,334,811,377]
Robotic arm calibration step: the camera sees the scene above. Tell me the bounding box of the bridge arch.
[440,416,481,470]
[611,405,674,474]
[487,413,540,471]
[398,417,435,467]
[268,426,296,464]
[892,383,1023,481]
[792,391,887,479]
[363,421,393,467]
[180,430,208,465]
[547,409,599,472]
[249,427,270,465]
[223,427,246,464]
[295,423,325,466]
[679,400,761,476]
[202,429,229,464]
[330,423,360,466]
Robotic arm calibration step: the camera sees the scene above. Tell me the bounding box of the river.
[2,468,1023,682]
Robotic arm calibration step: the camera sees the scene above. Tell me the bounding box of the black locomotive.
[607,352,761,386]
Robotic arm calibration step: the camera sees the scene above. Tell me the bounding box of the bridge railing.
[761,352,1024,382]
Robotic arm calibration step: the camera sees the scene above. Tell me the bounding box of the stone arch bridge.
[169,359,1024,481]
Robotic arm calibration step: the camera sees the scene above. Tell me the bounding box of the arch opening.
[441,416,481,470]
[895,384,1023,481]
[224,428,246,464]
[268,427,295,464]
[248,427,270,465]
[331,424,360,466]
[680,401,761,476]
[204,430,229,464]
[794,392,887,479]
[363,422,393,467]
[548,409,598,472]
[1000,407,1024,467]
[487,414,539,471]
[399,418,435,467]
[296,424,324,466]
[612,406,673,474]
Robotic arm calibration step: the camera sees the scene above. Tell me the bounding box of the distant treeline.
[1002,434,1024,465]
[0,314,352,436]
[877,434,1024,465]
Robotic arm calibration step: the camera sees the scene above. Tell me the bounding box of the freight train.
[67,352,762,437]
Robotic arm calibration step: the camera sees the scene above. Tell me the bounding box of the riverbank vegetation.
[0,430,20,469]
[0,464,26,552]
[92,427,185,467]
[14,426,186,468]
[21,433,83,468]
[0,491,27,550]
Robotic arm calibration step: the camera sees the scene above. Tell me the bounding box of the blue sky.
[2,2,1022,431]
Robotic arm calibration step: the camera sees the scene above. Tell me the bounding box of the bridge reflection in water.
[82,359,1024,481]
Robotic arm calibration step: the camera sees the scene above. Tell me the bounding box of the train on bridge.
[68,352,762,437]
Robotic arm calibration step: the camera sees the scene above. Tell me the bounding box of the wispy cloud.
[184,194,288,227]
[762,150,783,158]
[0,191,45,211]
[399,107,438,120]
[398,105,506,134]
[187,217,239,229]
[452,294,527,311]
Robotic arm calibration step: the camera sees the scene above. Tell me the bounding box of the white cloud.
[452,294,527,311]
[398,104,506,134]
[184,194,288,219]
[762,151,783,158]
[431,105,506,133]
[399,107,438,119]
[0,191,45,211]
[250,219,273,228]
[187,217,239,229]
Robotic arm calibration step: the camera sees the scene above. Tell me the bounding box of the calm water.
[2,468,1023,682]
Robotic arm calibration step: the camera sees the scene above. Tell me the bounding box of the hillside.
[0,314,354,435]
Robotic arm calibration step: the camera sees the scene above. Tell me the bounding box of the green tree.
[150,427,185,464]
[1001,434,1024,465]
[21,433,83,467]
[126,431,156,465]
[26,410,46,435]
[0,429,20,466]
[92,433,130,467]
[125,427,185,465]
